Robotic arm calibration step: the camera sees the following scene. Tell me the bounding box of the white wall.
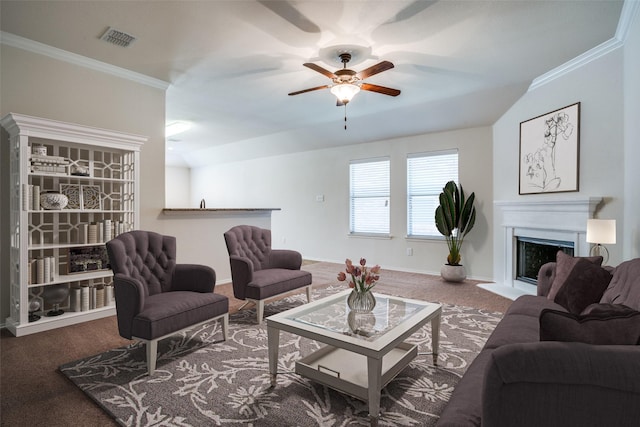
[191,126,494,280]
[493,46,626,279]
[623,5,640,258]
[0,44,166,324]
[166,166,191,208]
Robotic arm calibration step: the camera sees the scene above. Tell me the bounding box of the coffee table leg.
[431,311,441,366]
[267,324,280,387]
[367,356,382,426]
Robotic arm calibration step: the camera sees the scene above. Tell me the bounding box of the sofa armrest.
[113,273,146,339]
[482,341,640,427]
[269,249,302,270]
[536,262,556,297]
[172,264,216,293]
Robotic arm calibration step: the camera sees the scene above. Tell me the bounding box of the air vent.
[100,27,136,47]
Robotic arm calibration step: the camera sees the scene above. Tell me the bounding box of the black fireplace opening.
[516,237,574,285]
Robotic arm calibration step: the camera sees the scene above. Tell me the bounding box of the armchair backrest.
[224,225,272,271]
[106,230,177,295]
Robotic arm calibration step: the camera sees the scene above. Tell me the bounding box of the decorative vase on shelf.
[40,192,69,210]
[347,289,376,313]
[42,284,69,317]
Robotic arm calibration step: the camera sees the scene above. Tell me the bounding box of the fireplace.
[516,237,574,284]
[491,197,602,297]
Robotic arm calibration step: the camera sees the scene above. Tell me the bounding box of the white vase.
[441,264,467,282]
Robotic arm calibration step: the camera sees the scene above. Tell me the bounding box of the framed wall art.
[519,102,580,195]
[60,184,81,209]
[81,185,102,210]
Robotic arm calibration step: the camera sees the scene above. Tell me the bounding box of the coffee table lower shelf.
[295,341,417,402]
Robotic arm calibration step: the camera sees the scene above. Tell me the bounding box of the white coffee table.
[267,289,442,426]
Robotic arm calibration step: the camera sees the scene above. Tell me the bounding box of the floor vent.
[100,27,136,47]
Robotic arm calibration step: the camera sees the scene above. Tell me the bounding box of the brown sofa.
[437,257,640,427]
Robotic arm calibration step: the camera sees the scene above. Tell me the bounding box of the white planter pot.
[441,264,466,282]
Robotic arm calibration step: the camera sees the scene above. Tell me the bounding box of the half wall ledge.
[161,208,281,217]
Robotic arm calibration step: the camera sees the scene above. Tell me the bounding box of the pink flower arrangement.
[337,258,381,293]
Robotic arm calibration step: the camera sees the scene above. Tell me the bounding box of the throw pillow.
[540,308,640,345]
[554,258,612,314]
[546,251,603,301]
[581,303,636,315]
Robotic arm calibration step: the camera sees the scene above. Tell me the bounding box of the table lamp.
[586,219,616,264]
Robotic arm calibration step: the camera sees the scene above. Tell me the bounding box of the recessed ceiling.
[0,1,624,168]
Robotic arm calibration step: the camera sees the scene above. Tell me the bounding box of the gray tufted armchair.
[224,225,312,323]
[106,230,229,375]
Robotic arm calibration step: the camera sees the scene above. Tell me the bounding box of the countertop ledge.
[162,208,281,215]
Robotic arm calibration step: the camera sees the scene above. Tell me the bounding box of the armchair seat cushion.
[246,269,312,300]
[132,291,229,339]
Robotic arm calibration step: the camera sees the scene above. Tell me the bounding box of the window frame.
[349,157,391,237]
[406,149,459,239]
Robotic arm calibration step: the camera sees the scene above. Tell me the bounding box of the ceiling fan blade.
[361,83,401,97]
[303,63,337,79]
[288,85,330,96]
[357,61,395,79]
[258,0,321,33]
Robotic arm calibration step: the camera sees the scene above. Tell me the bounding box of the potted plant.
[434,181,476,282]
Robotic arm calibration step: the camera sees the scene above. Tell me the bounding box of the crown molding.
[0,31,169,90]
[528,0,638,91]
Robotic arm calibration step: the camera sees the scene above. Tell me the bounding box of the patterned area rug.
[60,285,502,426]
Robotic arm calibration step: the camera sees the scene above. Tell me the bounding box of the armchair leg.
[256,300,265,325]
[146,339,158,376]
[222,313,229,341]
[306,286,312,303]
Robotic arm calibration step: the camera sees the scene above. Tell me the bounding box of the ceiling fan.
[288,53,401,106]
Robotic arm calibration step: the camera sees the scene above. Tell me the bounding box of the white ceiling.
[0,1,624,168]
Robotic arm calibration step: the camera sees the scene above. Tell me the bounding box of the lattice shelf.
[1,113,145,336]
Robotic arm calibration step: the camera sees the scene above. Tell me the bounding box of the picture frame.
[60,184,81,209]
[81,185,102,210]
[519,102,580,195]
[66,246,110,274]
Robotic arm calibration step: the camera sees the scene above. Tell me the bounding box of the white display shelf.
[6,305,116,337]
[29,242,115,250]
[28,172,134,183]
[2,112,145,336]
[27,270,113,288]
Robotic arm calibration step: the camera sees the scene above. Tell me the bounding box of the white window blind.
[350,158,390,235]
[407,150,458,237]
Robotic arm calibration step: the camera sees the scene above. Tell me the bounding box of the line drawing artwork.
[519,103,580,194]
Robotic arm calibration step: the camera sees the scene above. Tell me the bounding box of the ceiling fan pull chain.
[344,105,348,130]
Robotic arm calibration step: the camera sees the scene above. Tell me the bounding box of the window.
[349,158,390,235]
[407,150,458,237]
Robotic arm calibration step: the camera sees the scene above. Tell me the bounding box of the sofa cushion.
[505,295,566,317]
[484,314,540,349]
[246,268,312,300]
[553,258,612,314]
[539,308,640,345]
[547,251,603,301]
[132,291,229,339]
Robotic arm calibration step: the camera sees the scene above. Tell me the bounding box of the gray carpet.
[60,284,502,426]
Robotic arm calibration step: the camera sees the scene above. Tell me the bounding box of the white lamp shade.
[586,219,616,244]
[330,83,360,103]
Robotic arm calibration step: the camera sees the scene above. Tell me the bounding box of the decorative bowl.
[40,192,69,210]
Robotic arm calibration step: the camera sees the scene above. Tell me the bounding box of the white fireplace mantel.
[483,197,603,299]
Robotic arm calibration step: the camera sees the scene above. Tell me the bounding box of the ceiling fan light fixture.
[330,83,360,104]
